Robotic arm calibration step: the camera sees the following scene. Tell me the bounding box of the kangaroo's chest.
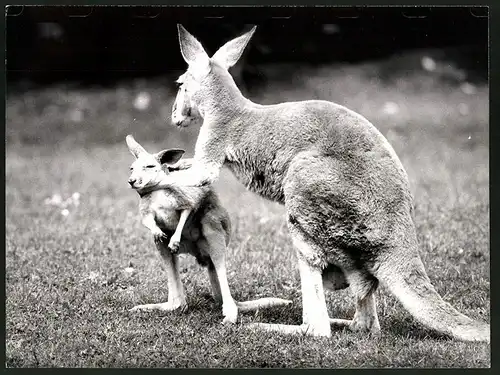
[225,144,288,203]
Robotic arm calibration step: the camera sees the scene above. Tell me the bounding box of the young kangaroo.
[126,135,291,323]
[143,25,490,342]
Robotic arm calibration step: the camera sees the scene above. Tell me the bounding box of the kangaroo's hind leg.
[130,239,187,312]
[246,230,332,337]
[327,268,381,334]
[198,221,238,324]
[347,271,380,333]
[283,150,381,335]
[206,259,223,304]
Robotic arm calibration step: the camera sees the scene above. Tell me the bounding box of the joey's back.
[223,99,410,204]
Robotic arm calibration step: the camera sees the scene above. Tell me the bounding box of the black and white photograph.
[5,5,490,368]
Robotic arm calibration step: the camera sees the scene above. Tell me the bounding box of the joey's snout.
[128,173,143,189]
[128,178,137,187]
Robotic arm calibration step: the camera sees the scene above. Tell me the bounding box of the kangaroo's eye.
[146,165,156,169]
[175,81,182,89]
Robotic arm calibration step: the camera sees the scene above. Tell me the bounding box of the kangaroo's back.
[224,98,409,205]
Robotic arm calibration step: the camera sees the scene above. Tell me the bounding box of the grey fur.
[152,26,490,342]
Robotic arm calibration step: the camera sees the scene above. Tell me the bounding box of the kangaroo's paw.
[168,237,180,253]
[129,301,187,312]
[244,323,331,337]
[221,302,238,324]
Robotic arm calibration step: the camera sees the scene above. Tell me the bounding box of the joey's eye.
[175,81,182,89]
[146,165,156,169]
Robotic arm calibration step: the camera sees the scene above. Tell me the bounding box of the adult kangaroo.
[150,24,490,342]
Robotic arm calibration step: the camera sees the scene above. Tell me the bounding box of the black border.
[2,0,496,373]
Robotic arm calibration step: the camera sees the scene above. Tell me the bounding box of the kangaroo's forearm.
[156,162,221,189]
[170,158,194,171]
[172,209,191,240]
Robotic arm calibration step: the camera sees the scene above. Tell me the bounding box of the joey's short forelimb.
[142,213,169,245]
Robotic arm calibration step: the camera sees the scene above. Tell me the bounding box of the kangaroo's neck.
[199,69,256,121]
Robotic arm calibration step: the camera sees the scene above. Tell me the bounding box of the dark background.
[6,6,489,88]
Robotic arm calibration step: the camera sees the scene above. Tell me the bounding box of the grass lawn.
[5,54,490,367]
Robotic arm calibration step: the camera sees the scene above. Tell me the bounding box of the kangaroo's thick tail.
[375,253,490,343]
[236,298,292,312]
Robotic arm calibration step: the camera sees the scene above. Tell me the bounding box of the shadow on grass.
[382,315,451,342]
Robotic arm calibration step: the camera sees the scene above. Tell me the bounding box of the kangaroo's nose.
[128,178,136,187]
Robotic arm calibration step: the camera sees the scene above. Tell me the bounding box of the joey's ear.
[211,25,257,70]
[126,135,147,159]
[178,24,210,67]
[155,148,185,165]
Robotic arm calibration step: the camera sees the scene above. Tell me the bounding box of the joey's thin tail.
[375,254,490,343]
[236,298,292,312]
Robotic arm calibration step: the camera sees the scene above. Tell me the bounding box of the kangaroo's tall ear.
[126,135,147,159]
[155,148,185,165]
[211,25,257,70]
[178,24,210,67]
